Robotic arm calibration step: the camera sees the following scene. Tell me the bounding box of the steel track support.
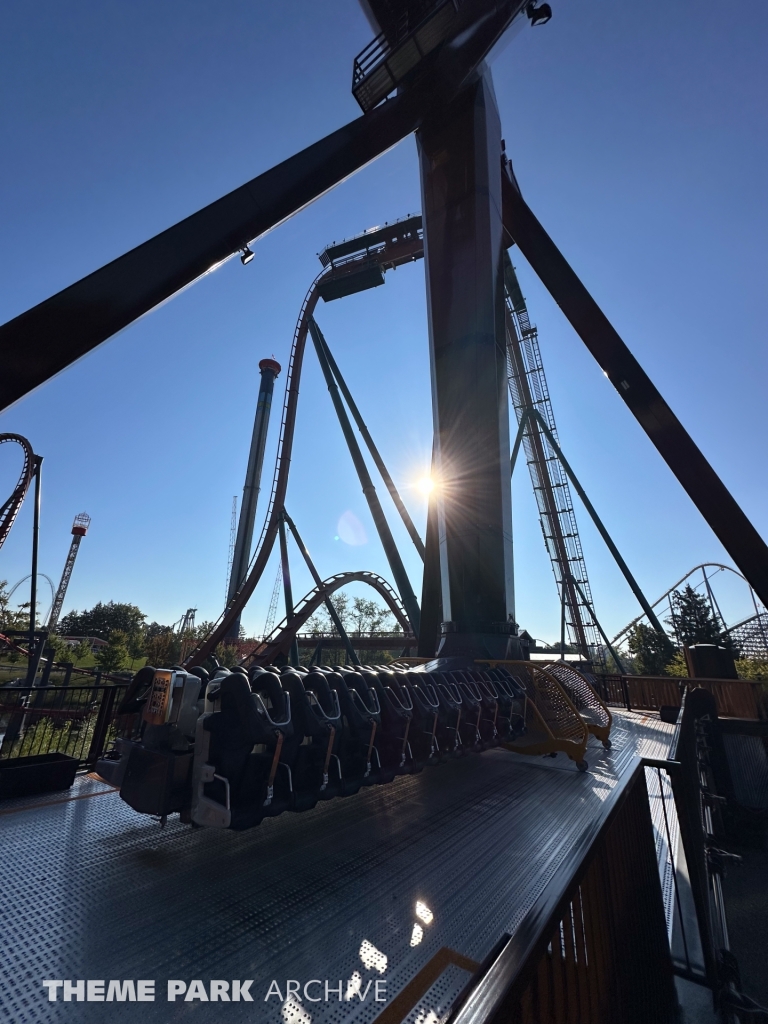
[278,512,300,667]
[317,329,425,560]
[501,168,768,613]
[309,316,421,638]
[418,72,519,659]
[282,509,361,667]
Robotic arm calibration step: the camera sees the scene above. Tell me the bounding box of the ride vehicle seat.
[325,668,383,792]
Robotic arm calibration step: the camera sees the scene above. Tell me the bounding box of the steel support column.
[418,72,518,659]
[278,513,300,667]
[226,357,281,638]
[418,447,442,659]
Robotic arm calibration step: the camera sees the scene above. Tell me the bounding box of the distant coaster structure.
[187,215,659,668]
[3,0,768,666]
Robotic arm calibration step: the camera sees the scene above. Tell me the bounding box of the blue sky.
[1,0,766,643]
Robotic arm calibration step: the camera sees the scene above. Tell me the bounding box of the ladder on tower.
[503,254,603,663]
[48,513,90,631]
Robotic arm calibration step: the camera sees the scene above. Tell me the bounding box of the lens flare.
[417,476,434,495]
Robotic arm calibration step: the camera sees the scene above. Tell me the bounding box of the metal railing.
[593,674,764,720]
[351,0,459,111]
[0,681,131,768]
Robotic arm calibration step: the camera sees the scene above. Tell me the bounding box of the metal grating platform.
[0,711,673,1024]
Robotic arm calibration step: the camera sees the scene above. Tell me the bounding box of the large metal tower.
[47,513,90,631]
[503,255,603,662]
[226,357,281,637]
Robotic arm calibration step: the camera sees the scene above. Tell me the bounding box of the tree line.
[0,582,402,675]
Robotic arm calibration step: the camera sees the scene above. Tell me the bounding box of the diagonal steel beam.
[0,100,421,413]
[501,167,768,610]
[0,0,529,414]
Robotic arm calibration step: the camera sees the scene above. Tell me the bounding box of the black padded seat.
[116,664,156,716]
[444,672,485,751]
[403,672,443,765]
[205,671,292,830]
[427,671,467,756]
[360,667,414,776]
[279,668,343,804]
[327,668,384,792]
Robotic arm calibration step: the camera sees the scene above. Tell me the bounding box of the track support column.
[226,357,281,638]
[418,72,518,659]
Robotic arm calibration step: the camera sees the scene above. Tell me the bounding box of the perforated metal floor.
[0,711,674,1024]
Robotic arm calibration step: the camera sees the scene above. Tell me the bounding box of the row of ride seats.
[201,664,527,831]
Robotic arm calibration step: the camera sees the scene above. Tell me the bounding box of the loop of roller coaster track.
[241,570,410,667]
[0,433,35,552]
[185,270,328,667]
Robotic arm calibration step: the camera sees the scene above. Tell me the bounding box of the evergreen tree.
[666,585,724,647]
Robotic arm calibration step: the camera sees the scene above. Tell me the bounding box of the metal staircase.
[504,252,604,662]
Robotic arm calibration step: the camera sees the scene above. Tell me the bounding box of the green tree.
[0,580,34,634]
[666,585,724,647]
[350,597,397,634]
[95,630,130,674]
[144,628,178,668]
[216,643,240,668]
[666,650,690,677]
[71,637,93,665]
[627,623,675,676]
[305,592,399,635]
[45,633,74,665]
[305,591,350,634]
[735,658,768,681]
[59,601,146,642]
[127,632,146,669]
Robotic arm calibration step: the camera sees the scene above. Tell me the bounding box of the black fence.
[0,681,131,768]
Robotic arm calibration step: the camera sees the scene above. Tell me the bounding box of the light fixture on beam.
[526,2,552,26]
[240,246,255,265]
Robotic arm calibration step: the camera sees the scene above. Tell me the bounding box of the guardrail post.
[86,685,117,768]
[621,675,632,711]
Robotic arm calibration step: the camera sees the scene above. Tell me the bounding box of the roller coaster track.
[610,562,761,647]
[186,228,426,667]
[185,272,324,666]
[0,434,35,552]
[241,570,410,666]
